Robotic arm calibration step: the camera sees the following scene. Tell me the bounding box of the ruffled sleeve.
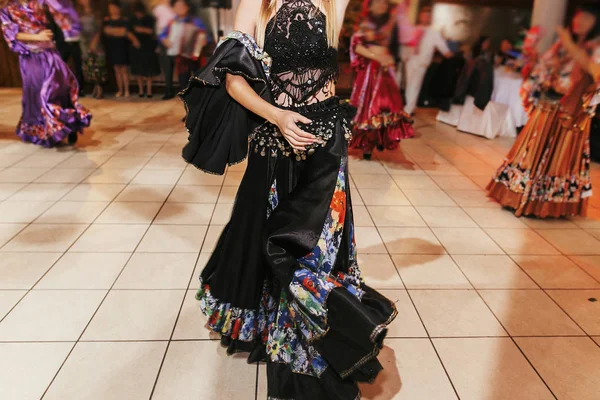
[179,32,274,175]
[45,0,81,40]
[0,8,29,55]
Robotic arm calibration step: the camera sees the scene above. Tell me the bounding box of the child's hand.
[162,39,172,48]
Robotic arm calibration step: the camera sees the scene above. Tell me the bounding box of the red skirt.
[350,62,414,152]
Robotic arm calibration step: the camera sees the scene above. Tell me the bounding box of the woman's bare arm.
[225,0,315,149]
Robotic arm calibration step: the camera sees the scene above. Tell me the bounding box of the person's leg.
[162,56,175,99]
[404,59,426,115]
[71,42,85,95]
[122,66,130,97]
[115,66,123,96]
[146,77,153,97]
[137,76,144,96]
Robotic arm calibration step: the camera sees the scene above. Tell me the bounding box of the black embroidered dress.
[180,1,397,398]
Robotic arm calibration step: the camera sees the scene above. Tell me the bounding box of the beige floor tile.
[72,224,147,252]
[179,169,225,185]
[0,252,61,289]
[368,206,426,227]
[153,342,257,400]
[0,290,25,319]
[485,228,559,255]
[378,290,427,338]
[403,189,457,206]
[392,175,440,190]
[0,342,73,400]
[0,201,54,223]
[37,201,109,224]
[82,290,184,340]
[431,175,480,191]
[352,204,374,227]
[392,255,471,289]
[433,338,554,400]
[593,336,600,346]
[420,163,463,176]
[464,207,529,229]
[96,202,162,224]
[357,254,404,289]
[155,203,215,225]
[358,187,411,206]
[114,184,173,202]
[223,171,244,186]
[168,185,220,203]
[101,155,150,170]
[0,154,26,168]
[0,167,47,183]
[172,289,212,340]
[35,167,96,184]
[355,226,388,254]
[57,152,113,169]
[217,185,239,204]
[380,227,445,255]
[44,341,167,400]
[516,337,600,400]
[138,224,207,253]
[358,339,458,400]
[512,255,600,289]
[352,174,397,189]
[211,203,233,225]
[570,256,600,282]
[547,290,600,335]
[417,206,477,228]
[189,253,210,288]
[7,183,75,201]
[131,169,183,185]
[0,182,26,200]
[446,190,498,207]
[3,223,89,252]
[201,225,224,253]
[349,158,390,174]
[0,290,105,341]
[452,255,537,289]
[410,289,507,337]
[114,253,197,289]
[145,156,187,170]
[36,252,130,289]
[479,290,584,336]
[522,217,579,229]
[536,229,600,255]
[432,227,504,255]
[0,223,27,247]
[84,168,137,184]
[62,183,125,201]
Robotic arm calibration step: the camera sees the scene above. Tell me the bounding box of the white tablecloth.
[492,68,529,128]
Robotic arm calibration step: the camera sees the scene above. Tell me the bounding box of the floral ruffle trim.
[354,111,413,132]
[493,163,592,203]
[17,104,91,148]
[196,278,276,343]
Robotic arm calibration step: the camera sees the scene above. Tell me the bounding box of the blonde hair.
[256,0,338,48]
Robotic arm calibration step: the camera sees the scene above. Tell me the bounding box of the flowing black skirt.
[196,97,397,399]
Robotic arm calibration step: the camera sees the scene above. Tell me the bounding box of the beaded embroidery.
[218,31,273,79]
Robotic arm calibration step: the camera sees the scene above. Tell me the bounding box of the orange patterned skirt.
[486,100,592,218]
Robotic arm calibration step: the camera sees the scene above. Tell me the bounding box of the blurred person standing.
[78,0,107,99]
[130,1,160,98]
[404,6,452,115]
[159,0,208,99]
[152,0,175,99]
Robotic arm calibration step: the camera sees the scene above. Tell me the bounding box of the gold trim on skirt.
[486,100,592,218]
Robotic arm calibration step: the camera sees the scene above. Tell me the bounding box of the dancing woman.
[1,0,91,146]
[349,0,413,160]
[180,0,397,398]
[487,3,600,218]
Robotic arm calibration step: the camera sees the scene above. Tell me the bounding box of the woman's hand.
[269,109,316,151]
[36,29,54,42]
[379,53,396,68]
[556,26,575,51]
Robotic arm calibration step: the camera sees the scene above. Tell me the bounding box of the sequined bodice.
[264,0,339,106]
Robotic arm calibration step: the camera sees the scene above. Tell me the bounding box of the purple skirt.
[18,49,91,147]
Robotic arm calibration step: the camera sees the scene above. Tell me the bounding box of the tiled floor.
[1,88,600,399]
